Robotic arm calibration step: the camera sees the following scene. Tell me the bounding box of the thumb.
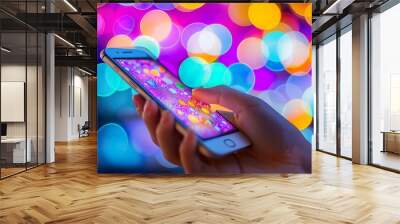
[192,86,260,114]
[179,131,204,174]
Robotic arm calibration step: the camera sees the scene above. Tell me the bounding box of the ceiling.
[0,0,393,74]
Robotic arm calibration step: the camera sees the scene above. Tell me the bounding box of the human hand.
[133,86,311,174]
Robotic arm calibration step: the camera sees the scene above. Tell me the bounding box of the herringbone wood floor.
[1,135,400,224]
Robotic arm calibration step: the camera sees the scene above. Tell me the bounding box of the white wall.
[54,67,89,141]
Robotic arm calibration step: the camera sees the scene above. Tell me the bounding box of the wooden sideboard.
[382,131,400,154]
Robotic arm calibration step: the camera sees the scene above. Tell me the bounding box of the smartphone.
[101,48,251,158]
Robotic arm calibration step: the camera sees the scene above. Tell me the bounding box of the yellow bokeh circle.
[228,3,251,26]
[175,3,204,12]
[248,3,281,31]
[283,99,312,130]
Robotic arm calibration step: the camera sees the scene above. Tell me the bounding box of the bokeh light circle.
[237,37,268,69]
[257,89,287,113]
[302,87,314,116]
[133,35,160,58]
[248,3,281,31]
[106,34,134,48]
[179,57,211,88]
[98,63,131,97]
[204,63,232,88]
[155,3,176,11]
[304,4,312,24]
[263,31,284,62]
[155,151,179,168]
[277,31,310,71]
[283,99,312,130]
[98,63,114,97]
[113,15,135,35]
[253,69,275,91]
[97,14,105,35]
[289,3,308,16]
[140,10,172,41]
[132,3,153,10]
[286,75,311,91]
[160,24,181,49]
[228,3,251,26]
[228,63,255,92]
[203,24,232,55]
[129,119,159,156]
[302,127,313,143]
[175,3,204,12]
[181,22,206,49]
[187,30,221,56]
[98,123,141,166]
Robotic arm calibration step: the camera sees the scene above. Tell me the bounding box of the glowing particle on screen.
[188,99,195,108]
[133,35,160,58]
[204,62,232,88]
[228,3,251,26]
[143,68,149,74]
[175,3,204,12]
[228,63,255,93]
[201,107,210,115]
[237,37,268,69]
[188,114,200,123]
[113,15,135,35]
[176,109,184,116]
[283,99,312,130]
[248,3,281,31]
[150,69,160,76]
[162,77,173,85]
[140,10,172,41]
[178,57,211,88]
[106,34,134,48]
[168,88,177,94]
[176,82,185,90]
[178,99,186,106]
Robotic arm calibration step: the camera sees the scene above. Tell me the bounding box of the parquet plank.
[0,135,400,223]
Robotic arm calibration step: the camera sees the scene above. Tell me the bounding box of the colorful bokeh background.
[97,3,312,173]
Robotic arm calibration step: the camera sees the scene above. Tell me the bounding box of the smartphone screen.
[115,58,236,139]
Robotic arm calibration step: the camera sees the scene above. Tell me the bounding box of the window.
[339,28,352,158]
[317,36,337,154]
[371,3,400,171]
